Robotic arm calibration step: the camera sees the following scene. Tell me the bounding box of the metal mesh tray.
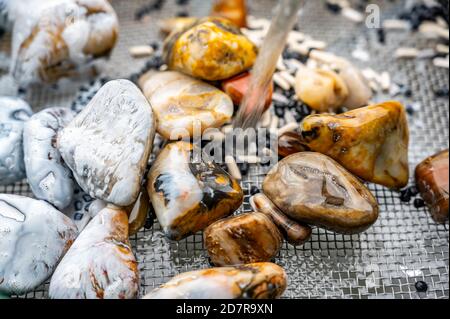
[0,0,448,299]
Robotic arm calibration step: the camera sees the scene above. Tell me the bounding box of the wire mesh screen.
[0,0,448,299]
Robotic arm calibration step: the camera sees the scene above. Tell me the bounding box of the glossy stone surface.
[0,97,32,185]
[204,212,282,266]
[58,79,155,207]
[278,131,309,158]
[211,0,247,28]
[164,17,258,81]
[49,206,139,299]
[144,262,287,299]
[24,107,75,209]
[295,65,348,112]
[263,152,379,234]
[298,101,410,189]
[250,193,312,246]
[139,71,233,140]
[0,194,77,295]
[147,141,243,240]
[416,149,449,223]
[8,0,118,85]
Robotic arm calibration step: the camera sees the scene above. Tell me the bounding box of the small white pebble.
[395,47,419,59]
[352,48,370,62]
[436,44,449,55]
[433,56,449,69]
[277,122,299,136]
[276,57,287,71]
[225,156,242,181]
[279,71,296,87]
[380,71,391,92]
[436,17,449,29]
[129,45,154,58]
[269,115,279,133]
[341,7,364,23]
[362,68,381,82]
[285,59,305,72]
[382,19,410,30]
[159,64,168,71]
[272,92,290,105]
[419,22,449,40]
[284,109,297,124]
[273,73,291,91]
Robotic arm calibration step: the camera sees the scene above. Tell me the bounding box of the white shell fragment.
[24,107,76,209]
[139,71,233,140]
[0,194,77,295]
[0,97,32,185]
[49,206,139,299]
[395,47,419,59]
[58,79,155,207]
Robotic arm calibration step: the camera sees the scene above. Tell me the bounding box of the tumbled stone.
[147,141,243,240]
[0,194,77,295]
[49,206,139,299]
[263,152,379,234]
[139,71,233,140]
[23,107,75,209]
[298,101,410,189]
[0,97,32,185]
[58,79,155,207]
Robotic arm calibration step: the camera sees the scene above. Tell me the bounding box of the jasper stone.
[204,212,282,266]
[298,101,410,189]
[144,262,286,299]
[147,141,243,240]
[263,152,379,234]
[416,149,449,223]
[0,194,77,295]
[0,97,32,185]
[58,79,155,207]
[49,206,139,299]
[164,17,258,81]
[24,107,75,209]
[139,71,233,140]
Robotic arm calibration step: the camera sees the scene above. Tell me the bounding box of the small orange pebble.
[222,72,273,113]
[211,0,248,28]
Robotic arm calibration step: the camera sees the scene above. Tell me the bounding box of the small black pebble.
[176,0,190,5]
[150,41,159,51]
[177,11,189,17]
[249,185,260,195]
[239,163,250,176]
[17,87,27,95]
[275,107,285,118]
[408,186,420,197]
[415,281,428,292]
[406,105,415,116]
[404,88,413,98]
[414,198,426,208]
[326,2,342,14]
[435,88,449,97]
[400,190,412,202]
[377,28,386,44]
[144,217,154,230]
